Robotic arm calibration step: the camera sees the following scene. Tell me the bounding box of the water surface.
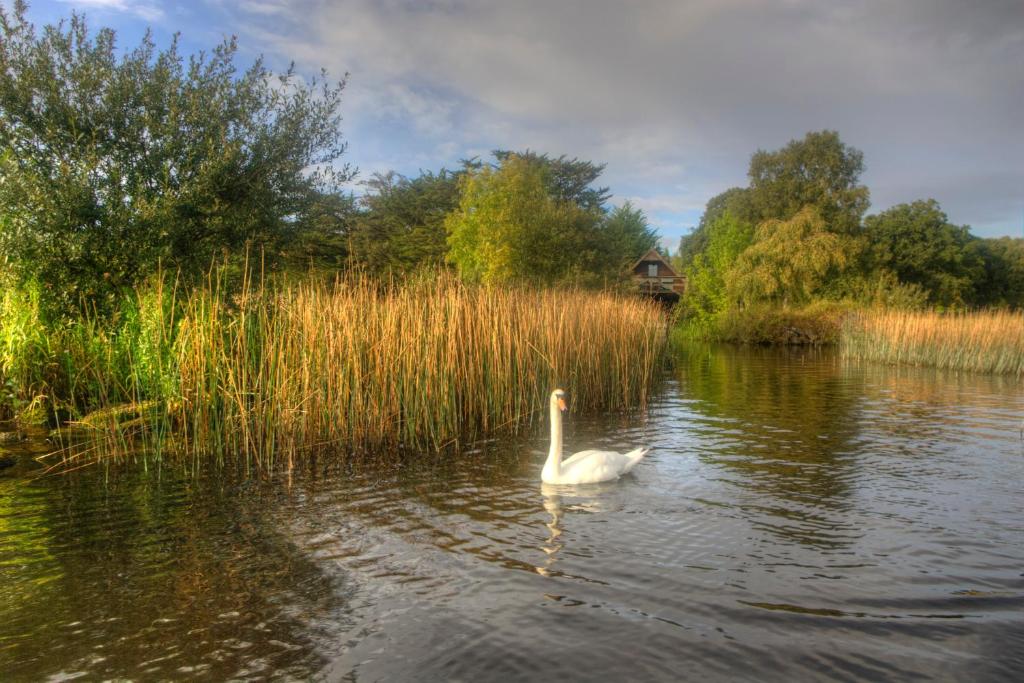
[2,346,1023,680]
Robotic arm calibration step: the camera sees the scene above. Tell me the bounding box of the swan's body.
[542,389,649,485]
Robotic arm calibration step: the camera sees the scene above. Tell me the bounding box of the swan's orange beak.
[557,397,567,412]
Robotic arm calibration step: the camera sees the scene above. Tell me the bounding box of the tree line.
[2,5,1021,325]
[309,151,658,288]
[0,4,657,319]
[677,130,1024,335]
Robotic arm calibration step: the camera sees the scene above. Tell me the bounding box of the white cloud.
[59,0,165,21]
[218,0,1024,238]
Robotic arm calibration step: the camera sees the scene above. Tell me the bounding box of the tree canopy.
[677,187,754,269]
[284,191,357,271]
[445,155,602,284]
[445,154,655,285]
[862,200,982,306]
[747,130,869,234]
[490,150,610,212]
[599,202,660,273]
[680,131,868,277]
[681,210,753,330]
[678,129,1024,329]
[348,170,462,276]
[0,2,352,315]
[976,237,1024,307]
[728,207,854,307]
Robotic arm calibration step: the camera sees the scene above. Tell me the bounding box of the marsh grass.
[842,309,1024,376]
[1,277,178,423]
[3,272,666,471]
[174,273,666,471]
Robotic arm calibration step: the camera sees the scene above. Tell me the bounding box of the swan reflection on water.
[536,482,620,577]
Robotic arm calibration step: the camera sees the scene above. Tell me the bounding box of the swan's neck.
[544,401,563,477]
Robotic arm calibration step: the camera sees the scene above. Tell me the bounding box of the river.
[2,345,1023,681]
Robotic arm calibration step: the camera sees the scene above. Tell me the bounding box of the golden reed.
[842,309,1024,376]
[163,273,666,470]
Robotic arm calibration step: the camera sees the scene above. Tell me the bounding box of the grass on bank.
[1,273,667,471]
[842,309,1024,376]
[671,302,1024,376]
[672,302,846,346]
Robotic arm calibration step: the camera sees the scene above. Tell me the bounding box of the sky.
[24,0,1024,245]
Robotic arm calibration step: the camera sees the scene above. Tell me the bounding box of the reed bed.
[841,309,1024,376]
[6,273,666,471]
[175,274,666,469]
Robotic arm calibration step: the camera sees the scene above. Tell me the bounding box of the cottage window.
[647,263,658,277]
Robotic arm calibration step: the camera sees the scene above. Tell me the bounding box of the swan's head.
[551,388,567,412]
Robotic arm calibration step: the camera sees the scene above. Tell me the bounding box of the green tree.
[0,3,352,315]
[680,131,867,285]
[445,155,606,285]
[975,237,1024,307]
[284,191,357,271]
[747,130,869,234]
[677,187,754,269]
[598,201,659,272]
[862,200,983,306]
[491,150,610,211]
[349,170,462,276]
[681,211,754,329]
[728,207,854,306]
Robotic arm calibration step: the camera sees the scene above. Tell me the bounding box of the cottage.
[630,248,686,303]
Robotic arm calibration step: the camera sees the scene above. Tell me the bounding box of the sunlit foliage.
[728,207,854,307]
[445,154,655,285]
[0,2,352,316]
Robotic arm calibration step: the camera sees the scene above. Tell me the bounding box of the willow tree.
[727,207,854,306]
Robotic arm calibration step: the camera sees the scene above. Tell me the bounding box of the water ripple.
[2,346,1024,680]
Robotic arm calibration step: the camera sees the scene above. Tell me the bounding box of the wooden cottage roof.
[630,248,679,277]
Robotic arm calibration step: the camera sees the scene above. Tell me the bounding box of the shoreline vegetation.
[670,130,1023,372]
[672,304,1024,376]
[2,6,1023,472]
[842,309,1024,376]
[1,273,667,471]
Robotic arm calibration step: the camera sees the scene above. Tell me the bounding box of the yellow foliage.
[728,207,854,306]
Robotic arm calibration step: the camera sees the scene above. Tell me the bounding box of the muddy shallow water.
[2,346,1023,681]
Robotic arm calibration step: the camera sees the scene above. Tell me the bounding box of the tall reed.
[1,276,179,423]
[841,309,1024,375]
[173,273,666,470]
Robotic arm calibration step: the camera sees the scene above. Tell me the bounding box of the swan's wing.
[560,449,618,468]
[562,448,649,469]
[559,449,636,483]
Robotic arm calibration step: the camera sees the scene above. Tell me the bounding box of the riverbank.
[673,305,1024,376]
[1,275,667,470]
[674,303,846,346]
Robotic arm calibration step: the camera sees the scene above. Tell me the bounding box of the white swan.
[541,389,648,485]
